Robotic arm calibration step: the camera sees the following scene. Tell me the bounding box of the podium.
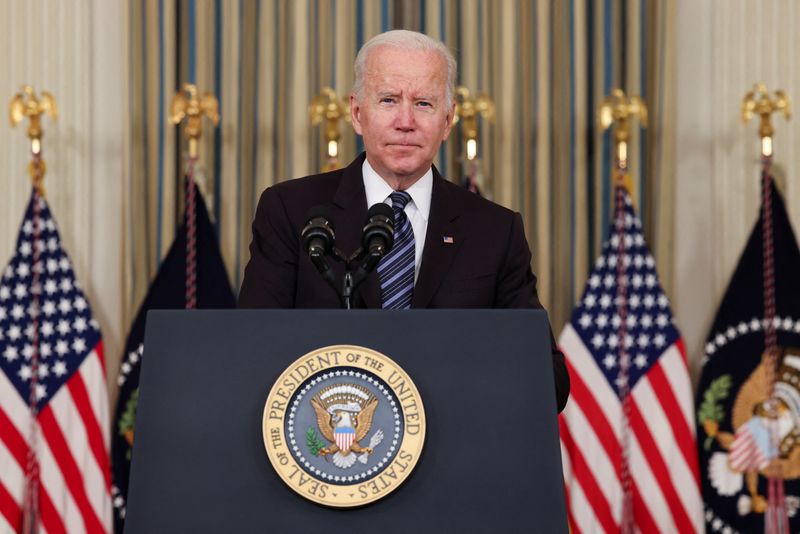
[125,310,567,533]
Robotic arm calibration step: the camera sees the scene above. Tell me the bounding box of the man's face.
[350,46,455,188]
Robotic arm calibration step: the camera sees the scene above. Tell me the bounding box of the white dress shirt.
[362,158,431,283]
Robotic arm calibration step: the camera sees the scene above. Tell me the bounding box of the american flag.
[0,191,111,533]
[558,187,703,533]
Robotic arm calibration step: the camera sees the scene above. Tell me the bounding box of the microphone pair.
[300,204,396,302]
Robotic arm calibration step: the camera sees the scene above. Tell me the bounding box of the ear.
[350,93,364,135]
[441,101,456,141]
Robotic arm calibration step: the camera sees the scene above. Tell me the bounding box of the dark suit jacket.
[239,153,569,411]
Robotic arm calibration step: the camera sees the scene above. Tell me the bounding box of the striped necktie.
[378,191,415,309]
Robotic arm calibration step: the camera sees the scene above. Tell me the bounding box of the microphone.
[301,206,336,287]
[361,203,395,264]
[351,203,395,287]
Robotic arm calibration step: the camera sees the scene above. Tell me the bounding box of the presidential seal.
[262,345,425,507]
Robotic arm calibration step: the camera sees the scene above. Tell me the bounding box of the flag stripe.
[661,339,695,436]
[0,405,28,470]
[67,361,112,490]
[39,489,68,534]
[630,478,660,534]
[560,392,622,513]
[644,352,701,484]
[632,373,702,522]
[628,431,679,533]
[37,442,72,534]
[0,476,21,533]
[76,345,110,450]
[629,402,692,533]
[38,406,105,534]
[560,416,619,532]
[564,356,622,473]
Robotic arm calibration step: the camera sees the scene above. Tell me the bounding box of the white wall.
[673,0,800,381]
[0,0,125,397]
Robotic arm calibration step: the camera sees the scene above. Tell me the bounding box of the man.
[238,30,569,411]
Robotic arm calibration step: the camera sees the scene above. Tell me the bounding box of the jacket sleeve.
[495,211,570,413]
[238,186,299,309]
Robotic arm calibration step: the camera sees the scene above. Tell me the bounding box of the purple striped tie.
[378,191,415,309]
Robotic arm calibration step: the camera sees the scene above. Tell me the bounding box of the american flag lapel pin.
[442,235,454,244]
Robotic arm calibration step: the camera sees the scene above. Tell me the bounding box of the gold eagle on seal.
[310,384,384,469]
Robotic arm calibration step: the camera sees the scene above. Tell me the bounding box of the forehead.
[364,46,447,95]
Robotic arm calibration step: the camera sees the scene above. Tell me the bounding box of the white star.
[589,275,601,289]
[16,263,30,278]
[55,340,69,356]
[635,234,644,246]
[715,333,726,345]
[626,315,638,328]
[629,295,641,309]
[750,318,761,331]
[13,284,27,299]
[59,258,70,272]
[645,274,656,288]
[600,294,612,309]
[637,334,650,348]
[711,518,722,531]
[654,334,666,348]
[41,322,54,337]
[656,314,669,328]
[59,278,73,293]
[607,254,617,267]
[121,362,131,374]
[658,294,669,308]
[22,220,33,235]
[11,305,24,320]
[633,254,644,269]
[46,259,58,273]
[22,344,34,359]
[596,314,609,328]
[578,313,592,329]
[7,325,21,341]
[18,365,32,380]
[35,384,47,401]
[725,327,736,339]
[40,343,52,358]
[73,296,87,311]
[705,343,716,355]
[42,301,56,316]
[53,360,67,377]
[583,294,597,308]
[58,299,72,314]
[47,237,58,252]
[38,364,49,379]
[737,322,749,334]
[19,241,32,256]
[602,354,616,369]
[624,334,634,349]
[631,274,643,288]
[596,255,606,268]
[610,235,620,247]
[73,317,87,332]
[44,279,58,295]
[645,255,655,268]
[45,218,55,232]
[603,274,615,289]
[591,334,605,348]
[782,317,793,331]
[641,315,653,329]
[0,286,9,300]
[72,338,86,353]
[634,354,648,368]
[57,320,71,335]
[611,314,622,328]
[3,346,18,362]
[607,334,619,348]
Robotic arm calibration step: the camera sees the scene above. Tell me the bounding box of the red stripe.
[0,405,28,467]
[94,340,107,380]
[0,481,21,532]
[560,419,618,533]
[564,359,623,478]
[38,406,106,534]
[646,360,701,486]
[67,365,112,491]
[559,429,582,534]
[629,400,696,533]
[630,478,660,534]
[38,481,67,534]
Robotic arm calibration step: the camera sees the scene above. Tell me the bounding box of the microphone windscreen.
[304,205,335,229]
[366,202,394,222]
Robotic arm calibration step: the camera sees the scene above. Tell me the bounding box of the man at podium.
[239,29,569,412]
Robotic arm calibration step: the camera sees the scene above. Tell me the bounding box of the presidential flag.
[111,182,235,532]
[696,177,800,533]
[558,186,703,532]
[0,190,112,533]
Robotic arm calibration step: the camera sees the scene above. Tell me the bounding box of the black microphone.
[361,203,395,264]
[301,206,336,287]
[351,204,395,288]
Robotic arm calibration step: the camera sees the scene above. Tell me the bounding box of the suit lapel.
[332,154,381,309]
[412,168,462,308]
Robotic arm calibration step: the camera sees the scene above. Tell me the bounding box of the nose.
[394,101,415,131]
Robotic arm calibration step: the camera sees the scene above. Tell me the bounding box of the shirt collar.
[362,158,432,222]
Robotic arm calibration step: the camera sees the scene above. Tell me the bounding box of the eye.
[380,97,396,104]
[417,101,432,108]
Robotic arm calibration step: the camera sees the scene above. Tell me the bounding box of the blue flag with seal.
[696,177,800,533]
[110,183,235,533]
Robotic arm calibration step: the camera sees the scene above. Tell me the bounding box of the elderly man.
[238,30,569,411]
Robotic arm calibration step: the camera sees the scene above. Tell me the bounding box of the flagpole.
[742,83,792,534]
[309,86,349,172]
[453,86,494,194]
[598,88,647,534]
[169,84,220,310]
[9,85,58,534]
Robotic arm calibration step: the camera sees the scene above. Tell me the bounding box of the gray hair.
[352,30,457,108]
